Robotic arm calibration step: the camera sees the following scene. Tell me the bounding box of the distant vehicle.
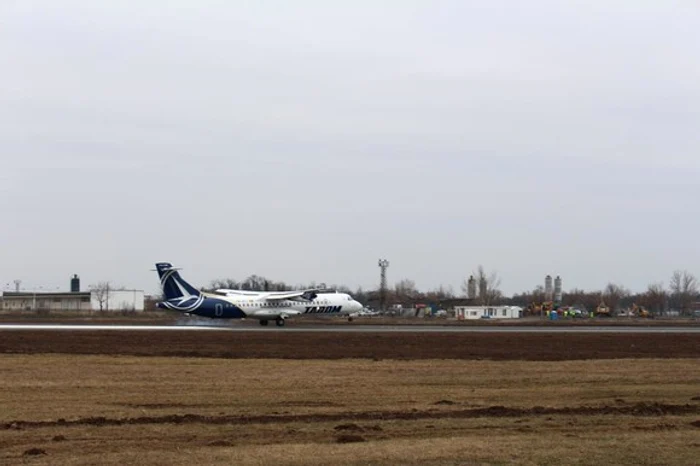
[154,262,362,327]
[595,302,612,317]
[349,308,380,319]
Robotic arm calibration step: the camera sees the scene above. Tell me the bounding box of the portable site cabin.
[454,305,523,320]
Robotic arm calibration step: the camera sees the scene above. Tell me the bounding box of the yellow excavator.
[631,303,652,318]
[595,301,612,317]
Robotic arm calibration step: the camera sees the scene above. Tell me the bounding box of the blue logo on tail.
[154,263,246,319]
[155,262,204,311]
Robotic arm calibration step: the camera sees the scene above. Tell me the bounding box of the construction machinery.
[631,303,653,318]
[595,301,612,317]
[529,301,555,317]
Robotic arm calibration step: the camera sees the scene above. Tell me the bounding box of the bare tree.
[639,282,667,315]
[353,286,368,305]
[89,282,111,311]
[562,288,585,307]
[531,285,546,305]
[473,265,502,306]
[240,275,268,291]
[425,285,455,301]
[394,279,418,302]
[508,286,546,308]
[669,270,698,315]
[603,283,629,314]
[209,278,241,291]
[209,276,294,292]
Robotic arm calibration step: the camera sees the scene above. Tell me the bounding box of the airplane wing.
[262,290,318,301]
[215,289,319,301]
[215,289,263,296]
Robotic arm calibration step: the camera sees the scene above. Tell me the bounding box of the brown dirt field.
[1,356,699,465]
[0,330,699,360]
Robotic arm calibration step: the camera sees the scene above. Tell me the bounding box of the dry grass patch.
[1,355,699,465]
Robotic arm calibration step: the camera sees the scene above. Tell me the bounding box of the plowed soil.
[4,402,699,431]
[1,330,699,360]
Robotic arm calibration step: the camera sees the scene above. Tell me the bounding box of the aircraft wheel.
[348,317,354,322]
[275,318,285,327]
[259,320,269,326]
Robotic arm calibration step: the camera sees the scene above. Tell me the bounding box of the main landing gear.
[259,318,285,327]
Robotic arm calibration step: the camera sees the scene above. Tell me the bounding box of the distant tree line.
[203,267,700,316]
[502,269,698,316]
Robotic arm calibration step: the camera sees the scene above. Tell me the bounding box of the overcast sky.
[2,1,699,296]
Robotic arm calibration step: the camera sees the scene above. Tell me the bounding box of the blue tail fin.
[155,263,201,300]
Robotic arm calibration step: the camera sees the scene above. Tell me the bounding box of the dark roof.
[2,292,91,298]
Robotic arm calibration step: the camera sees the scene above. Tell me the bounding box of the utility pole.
[378,259,389,313]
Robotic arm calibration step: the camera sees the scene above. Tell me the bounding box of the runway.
[1,324,699,333]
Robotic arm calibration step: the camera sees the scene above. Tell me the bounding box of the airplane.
[154,262,363,327]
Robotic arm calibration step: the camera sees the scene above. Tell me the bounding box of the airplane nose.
[354,300,362,311]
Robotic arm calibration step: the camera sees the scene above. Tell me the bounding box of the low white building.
[1,290,145,312]
[91,290,145,312]
[454,305,523,320]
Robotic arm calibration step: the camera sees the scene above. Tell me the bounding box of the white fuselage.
[205,290,362,320]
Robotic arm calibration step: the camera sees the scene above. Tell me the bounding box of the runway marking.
[0,324,699,333]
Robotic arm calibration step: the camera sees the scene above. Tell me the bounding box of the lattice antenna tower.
[378,259,389,312]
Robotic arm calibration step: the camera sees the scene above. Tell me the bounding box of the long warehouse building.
[1,275,145,312]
